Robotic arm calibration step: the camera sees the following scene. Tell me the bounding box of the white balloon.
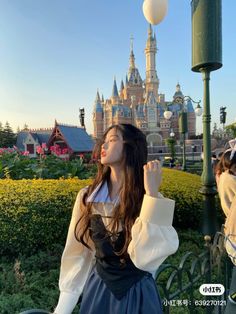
[142,0,168,25]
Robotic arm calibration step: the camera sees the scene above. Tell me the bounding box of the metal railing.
[156,231,233,314]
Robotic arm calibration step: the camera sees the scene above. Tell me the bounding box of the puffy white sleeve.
[128,193,179,274]
[54,188,95,314]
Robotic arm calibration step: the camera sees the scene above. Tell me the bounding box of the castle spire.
[145,24,159,99]
[148,24,153,39]
[129,35,135,69]
[125,75,128,86]
[120,79,124,91]
[111,77,119,97]
[95,89,101,103]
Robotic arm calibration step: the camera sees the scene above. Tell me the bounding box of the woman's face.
[100,128,124,166]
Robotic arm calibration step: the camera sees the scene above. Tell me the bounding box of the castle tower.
[172,83,196,139]
[123,37,144,104]
[111,78,120,105]
[145,24,159,100]
[173,83,184,104]
[93,91,104,139]
[119,80,125,101]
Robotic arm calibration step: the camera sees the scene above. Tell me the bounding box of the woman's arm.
[53,188,95,314]
[128,193,179,273]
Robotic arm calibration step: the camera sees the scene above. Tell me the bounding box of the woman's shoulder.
[77,186,90,200]
[219,171,236,183]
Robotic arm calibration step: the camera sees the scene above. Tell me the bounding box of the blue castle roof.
[94,91,103,113]
[16,130,52,151]
[186,99,194,112]
[111,78,119,97]
[57,125,94,151]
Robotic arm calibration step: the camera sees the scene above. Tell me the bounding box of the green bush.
[161,169,222,229]
[0,246,66,314]
[0,170,223,258]
[0,178,91,257]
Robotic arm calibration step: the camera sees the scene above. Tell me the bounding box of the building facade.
[16,121,94,158]
[93,25,196,146]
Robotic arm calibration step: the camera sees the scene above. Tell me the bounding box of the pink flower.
[55,148,61,156]
[23,151,29,156]
[42,143,47,149]
[36,145,44,155]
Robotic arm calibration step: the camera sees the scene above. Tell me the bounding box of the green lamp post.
[178,110,188,171]
[192,0,222,236]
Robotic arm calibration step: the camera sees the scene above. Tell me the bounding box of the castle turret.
[119,79,125,100]
[127,38,142,86]
[173,83,184,104]
[145,24,159,100]
[93,90,104,139]
[125,75,128,87]
[111,77,120,105]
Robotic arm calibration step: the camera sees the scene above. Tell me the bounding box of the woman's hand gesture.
[143,160,162,198]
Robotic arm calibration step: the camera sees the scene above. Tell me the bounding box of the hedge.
[0,178,91,257]
[161,169,222,230]
[0,170,223,257]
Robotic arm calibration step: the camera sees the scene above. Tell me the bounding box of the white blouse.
[54,183,179,314]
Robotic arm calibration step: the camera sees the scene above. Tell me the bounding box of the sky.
[0,0,235,136]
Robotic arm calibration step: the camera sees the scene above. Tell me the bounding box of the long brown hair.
[215,149,236,176]
[74,124,147,256]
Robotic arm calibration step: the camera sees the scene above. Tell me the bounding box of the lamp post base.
[199,189,218,237]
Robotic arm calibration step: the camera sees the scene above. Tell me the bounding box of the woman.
[53,124,179,314]
[215,139,236,312]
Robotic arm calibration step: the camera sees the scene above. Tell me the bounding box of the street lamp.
[191,0,222,236]
[170,129,175,138]
[164,106,172,120]
[79,108,85,130]
[195,103,203,116]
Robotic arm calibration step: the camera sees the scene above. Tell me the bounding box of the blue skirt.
[79,267,163,314]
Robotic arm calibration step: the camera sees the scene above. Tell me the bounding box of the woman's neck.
[108,167,123,201]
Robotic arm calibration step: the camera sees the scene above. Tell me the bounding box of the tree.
[165,137,176,160]
[0,122,4,147]
[2,122,16,147]
[23,123,29,130]
[225,122,236,138]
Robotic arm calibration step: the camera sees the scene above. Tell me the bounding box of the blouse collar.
[87,181,119,205]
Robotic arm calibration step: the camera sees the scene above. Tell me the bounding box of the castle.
[93,25,196,146]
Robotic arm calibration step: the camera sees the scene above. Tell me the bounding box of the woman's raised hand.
[143,160,162,198]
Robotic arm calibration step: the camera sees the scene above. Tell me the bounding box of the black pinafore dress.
[79,214,163,314]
